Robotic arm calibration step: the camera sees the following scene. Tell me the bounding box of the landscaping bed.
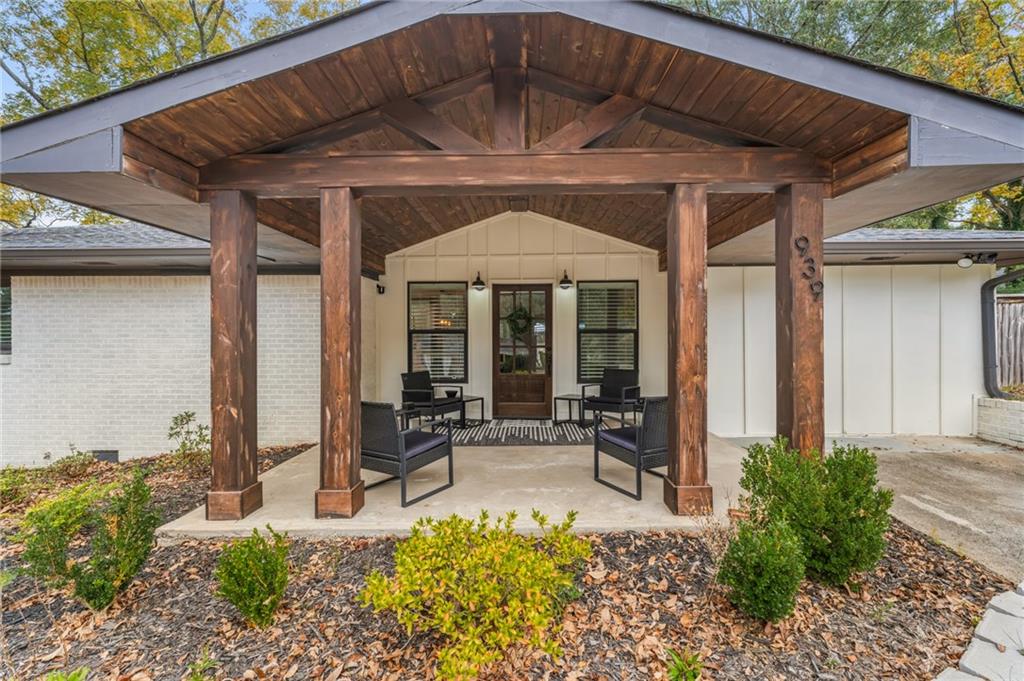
[2,519,1010,680]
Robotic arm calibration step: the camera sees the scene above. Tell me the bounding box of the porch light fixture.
[558,269,573,289]
[957,256,975,269]
[471,271,487,291]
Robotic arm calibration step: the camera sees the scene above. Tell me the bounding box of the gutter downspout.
[982,267,1024,399]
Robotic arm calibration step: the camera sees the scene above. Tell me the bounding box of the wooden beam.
[533,94,646,151]
[254,69,491,154]
[775,183,825,457]
[207,190,262,520]
[487,15,527,150]
[199,148,832,197]
[831,125,909,197]
[316,186,364,518]
[380,98,488,151]
[664,184,712,515]
[121,131,200,202]
[526,67,775,147]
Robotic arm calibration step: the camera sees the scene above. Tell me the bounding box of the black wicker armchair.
[593,396,668,500]
[361,401,454,507]
[401,370,466,427]
[581,368,641,426]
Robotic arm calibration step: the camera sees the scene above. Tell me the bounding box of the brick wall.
[976,397,1024,448]
[0,275,377,467]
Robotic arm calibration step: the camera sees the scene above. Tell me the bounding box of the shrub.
[718,519,805,621]
[166,411,212,475]
[360,509,592,680]
[44,669,89,681]
[19,481,108,585]
[46,445,96,481]
[666,648,703,681]
[0,466,35,507]
[215,525,290,628]
[70,469,161,610]
[740,438,893,586]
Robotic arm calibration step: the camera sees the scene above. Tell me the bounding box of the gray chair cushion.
[403,430,448,458]
[598,426,638,451]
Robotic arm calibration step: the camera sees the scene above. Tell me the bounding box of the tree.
[0,0,351,229]
[674,0,1023,231]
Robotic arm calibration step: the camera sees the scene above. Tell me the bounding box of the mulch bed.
[1,517,1010,680]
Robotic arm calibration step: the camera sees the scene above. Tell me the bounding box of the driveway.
[728,435,1024,582]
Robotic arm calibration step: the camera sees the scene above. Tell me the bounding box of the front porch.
[159,436,745,539]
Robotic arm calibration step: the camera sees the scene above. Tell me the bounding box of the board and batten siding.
[0,275,378,467]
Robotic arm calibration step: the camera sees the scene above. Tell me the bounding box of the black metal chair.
[581,368,641,426]
[593,396,668,500]
[361,401,454,507]
[401,370,466,427]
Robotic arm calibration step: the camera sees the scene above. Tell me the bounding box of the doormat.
[450,419,601,446]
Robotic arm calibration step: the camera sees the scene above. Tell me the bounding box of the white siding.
[1,275,377,466]
[0,216,991,466]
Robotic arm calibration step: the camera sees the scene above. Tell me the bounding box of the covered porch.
[159,436,745,538]
[4,2,1019,525]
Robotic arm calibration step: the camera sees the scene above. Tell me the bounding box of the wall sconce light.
[958,253,997,269]
[957,255,975,269]
[558,269,573,289]
[375,275,387,294]
[471,271,487,291]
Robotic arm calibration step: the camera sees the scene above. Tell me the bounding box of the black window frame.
[407,281,469,383]
[0,274,10,357]
[576,280,639,384]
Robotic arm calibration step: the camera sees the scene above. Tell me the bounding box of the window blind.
[408,282,468,382]
[577,281,638,382]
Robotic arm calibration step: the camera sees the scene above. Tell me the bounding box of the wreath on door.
[507,305,532,337]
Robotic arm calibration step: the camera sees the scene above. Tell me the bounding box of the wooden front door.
[492,284,553,418]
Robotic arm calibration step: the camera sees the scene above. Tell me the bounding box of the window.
[0,281,10,357]
[408,282,468,383]
[577,281,638,383]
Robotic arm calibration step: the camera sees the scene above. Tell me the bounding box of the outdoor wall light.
[558,269,573,289]
[957,256,975,269]
[471,271,487,291]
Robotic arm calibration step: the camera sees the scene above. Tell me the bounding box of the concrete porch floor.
[158,435,745,539]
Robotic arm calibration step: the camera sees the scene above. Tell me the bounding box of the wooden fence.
[997,295,1024,387]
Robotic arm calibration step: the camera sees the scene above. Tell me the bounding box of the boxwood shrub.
[718,518,805,621]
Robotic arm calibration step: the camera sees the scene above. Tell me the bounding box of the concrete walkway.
[158,435,745,540]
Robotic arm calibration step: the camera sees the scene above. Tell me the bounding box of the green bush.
[666,648,703,681]
[718,519,805,621]
[166,411,212,475]
[215,525,290,628]
[46,445,96,481]
[70,470,161,610]
[741,438,893,586]
[44,669,90,681]
[360,510,592,680]
[18,472,158,610]
[19,481,108,585]
[0,466,35,507]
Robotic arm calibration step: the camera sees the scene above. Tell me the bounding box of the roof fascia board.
[2,128,122,173]
[909,116,1024,167]
[825,240,1024,255]
[533,1,1024,148]
[1,1,465,162]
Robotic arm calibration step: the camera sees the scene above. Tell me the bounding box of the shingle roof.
[0,222,207,250]
[830,228,1024,243]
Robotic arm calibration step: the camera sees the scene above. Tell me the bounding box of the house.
[2,1,1022,522]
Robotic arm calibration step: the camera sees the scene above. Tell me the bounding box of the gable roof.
[1,0,1021,274]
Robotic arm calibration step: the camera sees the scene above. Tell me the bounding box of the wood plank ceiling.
[121,12,909,272]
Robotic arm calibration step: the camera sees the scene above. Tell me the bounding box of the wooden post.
[316,186,364,518]
[664,184,713,515]
[775,183,826,456]
[207,190,262,520]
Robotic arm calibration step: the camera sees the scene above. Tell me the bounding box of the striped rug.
[450,419,601,446]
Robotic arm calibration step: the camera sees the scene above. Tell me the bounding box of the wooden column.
[775,183,826,456]
[316,186,364,518]
[664,184,713,515]
[207,190,262,520]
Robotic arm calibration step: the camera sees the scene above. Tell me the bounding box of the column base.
[663,478,713,516]
[315,480,365,518]
[206,480,263,520]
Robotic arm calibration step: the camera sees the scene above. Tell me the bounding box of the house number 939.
[794,236,824,302]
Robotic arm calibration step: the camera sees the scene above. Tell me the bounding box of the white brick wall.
[977,397,1024,448]
[0,275,377,467]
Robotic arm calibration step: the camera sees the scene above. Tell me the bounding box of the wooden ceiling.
[120,12,909,272]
